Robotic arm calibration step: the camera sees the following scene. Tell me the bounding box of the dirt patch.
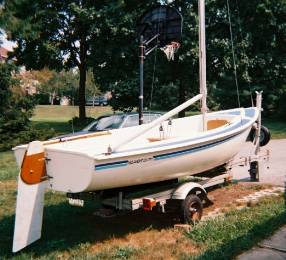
[203,183,272,214]
[1,180,273,259]
[85,183,271,259]
[90,228,200,259]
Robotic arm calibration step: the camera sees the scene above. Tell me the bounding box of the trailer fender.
[171,182,207,200]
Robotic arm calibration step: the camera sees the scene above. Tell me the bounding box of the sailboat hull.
[86,128,250,191]
[13,107,257,193]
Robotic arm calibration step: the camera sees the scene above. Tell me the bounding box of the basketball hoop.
[160,41,180,61]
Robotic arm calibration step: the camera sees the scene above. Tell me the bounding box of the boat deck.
[43,108,256,159]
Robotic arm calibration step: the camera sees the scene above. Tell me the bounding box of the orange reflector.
[21,152,46,185]
[143,198,156,211]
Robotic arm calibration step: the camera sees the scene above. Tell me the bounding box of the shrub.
[0,63,55,151]
[35,93,50,105]
[0,127,55,151]
[68,116,94,129]
[278,90,286,120]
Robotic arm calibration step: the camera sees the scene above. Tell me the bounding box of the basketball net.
[160,41,180,61]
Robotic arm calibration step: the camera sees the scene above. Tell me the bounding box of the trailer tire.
[249,125,271,147]
[259,125,271,146]
[180,194,203,224]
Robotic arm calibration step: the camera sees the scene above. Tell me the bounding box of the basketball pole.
[139,35,144,125]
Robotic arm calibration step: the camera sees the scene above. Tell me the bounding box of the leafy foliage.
[91,0,286,116]
[0,0,111,119]
[90,1,200,113]
[91,1,151,111]
[0,63,54,151]
[1,0,285,116]
[109,79,139,112]
[85,69,102,99]
[0,63,33,133]
[205,0,286,114]
[39,70,79,105]
[68,116,94,128]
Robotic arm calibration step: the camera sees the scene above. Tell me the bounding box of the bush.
[109,79,138,112]
[35,93,50,105]
[0,63,54,151]
[278,91,286,120]
[0,127,55,151]
[152,82,179,110]
[68,116,94,129]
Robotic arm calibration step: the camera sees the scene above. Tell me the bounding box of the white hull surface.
[14,107,258,193]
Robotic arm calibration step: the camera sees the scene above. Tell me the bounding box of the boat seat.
[147,137,162,142]
[207,119,229,130]
[147,137,174,142]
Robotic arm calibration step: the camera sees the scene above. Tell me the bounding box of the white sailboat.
[12,2,266,252]
[14,103,259,193]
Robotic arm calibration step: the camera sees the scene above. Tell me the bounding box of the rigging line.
[226,0,241,108]
[235,0,254,106]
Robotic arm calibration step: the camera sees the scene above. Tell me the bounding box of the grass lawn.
[0,178,285,259]
[263,118,286,139]
[31,105,113,136]
[0,151,18,181]
[188,196,286,259]
[32,105,113,122]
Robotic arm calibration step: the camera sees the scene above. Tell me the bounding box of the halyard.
[0,105,285,259]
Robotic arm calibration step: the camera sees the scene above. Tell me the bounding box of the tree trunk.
[78,38,87,121]
[50,91,56,105]
[78,64,86,120]
[178,81,186,118]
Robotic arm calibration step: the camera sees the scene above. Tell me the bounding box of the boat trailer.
[68,144,269,224]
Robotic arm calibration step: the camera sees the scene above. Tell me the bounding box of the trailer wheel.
[259,125,271,146]
[180,194,203,224]
[249,125,271,147]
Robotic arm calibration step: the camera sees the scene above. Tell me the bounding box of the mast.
[139,35,144,125]
[198,0,208,130]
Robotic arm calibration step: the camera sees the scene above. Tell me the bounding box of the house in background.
[60,96,70,106]
[18,70,39,95]
[0,47,8,63]
[1,46,38,95]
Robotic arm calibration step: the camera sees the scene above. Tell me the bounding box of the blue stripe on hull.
[95,160,128,171]
[95,130,246,171]
[154,133,236,160]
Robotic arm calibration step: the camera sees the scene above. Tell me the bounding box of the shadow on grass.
[192,206,286,260]
[0,200,178,258]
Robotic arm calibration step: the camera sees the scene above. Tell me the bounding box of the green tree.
[0,0,109,120]
[0,64,33,130]
[235,0,286,115]
[93,0,286,117]
[39,70,79,105]
[0,63,44,151]
[91,1,202,116]
[91,0,159,112]
[85,68,102,100]
[200,0,286,114]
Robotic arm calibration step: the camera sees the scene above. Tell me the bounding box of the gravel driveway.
[232,139,286,186]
